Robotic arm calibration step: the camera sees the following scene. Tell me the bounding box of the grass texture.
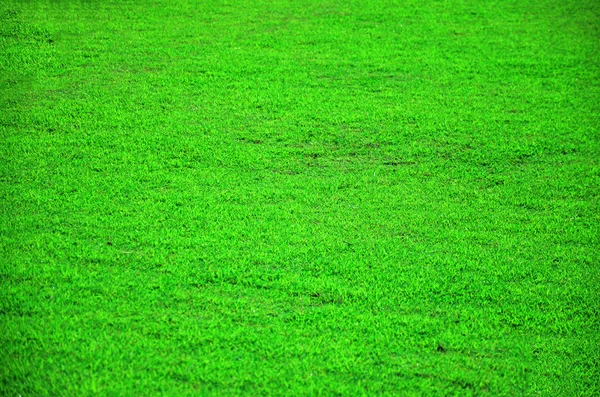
[1,0,599,395]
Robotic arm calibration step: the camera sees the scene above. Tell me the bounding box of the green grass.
[1,0,599,395]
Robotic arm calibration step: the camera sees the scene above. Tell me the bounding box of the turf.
[1,0,599,395]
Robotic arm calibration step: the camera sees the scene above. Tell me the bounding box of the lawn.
[1,0,599,395]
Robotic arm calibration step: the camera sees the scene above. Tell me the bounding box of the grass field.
[1,0,599,395]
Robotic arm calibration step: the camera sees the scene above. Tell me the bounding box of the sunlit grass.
[1,1,599,395]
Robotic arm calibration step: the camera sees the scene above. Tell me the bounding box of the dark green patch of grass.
[1,0,599,395]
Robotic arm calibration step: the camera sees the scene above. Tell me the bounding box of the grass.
[1,0,599,395]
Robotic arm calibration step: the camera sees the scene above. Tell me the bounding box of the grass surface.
[1,0,599,395]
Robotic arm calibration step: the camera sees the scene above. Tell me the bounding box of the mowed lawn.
[1,0,599,395]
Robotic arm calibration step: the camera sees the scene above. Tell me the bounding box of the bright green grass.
[1,0,599,395]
